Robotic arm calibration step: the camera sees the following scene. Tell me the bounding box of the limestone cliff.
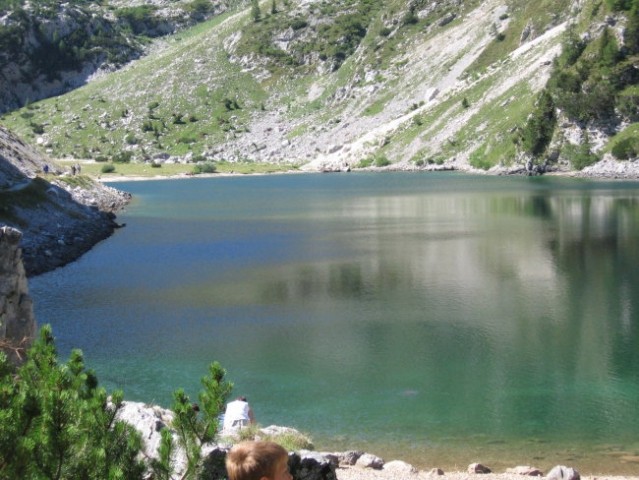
[0,226,36,364]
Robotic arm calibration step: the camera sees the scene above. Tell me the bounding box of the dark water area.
[30,173,639,473]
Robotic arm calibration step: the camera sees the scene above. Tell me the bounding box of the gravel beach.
[335,468,639,480]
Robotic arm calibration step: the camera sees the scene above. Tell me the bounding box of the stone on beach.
[383,460,418,474]
[355,453,385,470]
[547,465,581,480]
[469,463,493,474]
[506,466,543,476]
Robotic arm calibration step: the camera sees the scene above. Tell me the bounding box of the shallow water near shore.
[30,172,639,474]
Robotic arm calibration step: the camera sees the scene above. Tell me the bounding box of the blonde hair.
[226,441,288,480]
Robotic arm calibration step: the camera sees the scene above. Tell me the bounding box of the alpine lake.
[30,172,639,474]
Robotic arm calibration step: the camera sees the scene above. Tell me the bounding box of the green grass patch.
[464,0,573,76]
[54,160,297,179]
[604,122,639,159]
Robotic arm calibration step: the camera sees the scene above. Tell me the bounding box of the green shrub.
[29,121,44,134]
[611,136,639,159]
[177,134,196,144]
[469,147,493,170]
[520,89,556,157]
[112,151,133,163]
[290,18,308,30]
[374,155,391,167]
[0,326,146,479]
[101,163,116,173]
[115,5,159,35]
[185,0,213,16]
[356,157,374,168]
[0,325,234,480]
[562,136,600,169]
[192,162,217,174]
[617,87,639,120]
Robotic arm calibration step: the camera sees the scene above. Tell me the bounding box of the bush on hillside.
[563,136,600,170]
[611,136,639,159]
[374,155,391,167]
[617,87,639,120]
[112,151,133,163]
[520,89,556,157]
[192,162,217,174]
[115,6,160,35]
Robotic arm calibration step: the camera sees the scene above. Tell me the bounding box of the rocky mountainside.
[0,125,130,275]
[0,0,637,175]
[0,0,243,113]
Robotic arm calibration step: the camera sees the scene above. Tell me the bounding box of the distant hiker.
[75,163,81,174]
[223,396,255,431]
[43,164,49,174]
[71,165,76,175]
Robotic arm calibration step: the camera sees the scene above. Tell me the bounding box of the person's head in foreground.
[226,440,292,480]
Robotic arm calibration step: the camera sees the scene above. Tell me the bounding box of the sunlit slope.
[0,0,586,170]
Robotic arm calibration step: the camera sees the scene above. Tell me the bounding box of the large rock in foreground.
[0,226,36,364]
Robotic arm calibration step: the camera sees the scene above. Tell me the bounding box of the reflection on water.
[30,173,639,473]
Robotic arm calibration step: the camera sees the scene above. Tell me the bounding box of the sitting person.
[226,440,292,480]
[223,396,255,431]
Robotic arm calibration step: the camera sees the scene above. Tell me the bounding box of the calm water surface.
[30,173,639,473]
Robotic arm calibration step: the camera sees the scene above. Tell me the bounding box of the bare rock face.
[0,226,36,364]
[0,125,131,276]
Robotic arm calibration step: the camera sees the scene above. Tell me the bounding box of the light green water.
[30,173,639,474]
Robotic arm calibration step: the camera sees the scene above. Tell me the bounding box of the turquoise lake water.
[29,172,639,473]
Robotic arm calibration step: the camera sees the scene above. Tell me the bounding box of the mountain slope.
[0,0,242,113]
[0,0,637,174]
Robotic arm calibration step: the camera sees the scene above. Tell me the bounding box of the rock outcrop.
[116,400,337,480]
[0,226,36,364]
[0,125,130,275]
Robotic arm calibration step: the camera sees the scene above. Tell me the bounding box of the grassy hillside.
[0,0,636,173]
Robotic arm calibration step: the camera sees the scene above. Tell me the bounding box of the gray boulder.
[547,465,580,480]
[355,453,384,470]
[200,445,230,480]
[289,451,337,480]
[383,460,417,474]
[468,463,492,474]
[337,451,364,466]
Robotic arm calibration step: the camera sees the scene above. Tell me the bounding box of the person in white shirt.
[223,396,255,431]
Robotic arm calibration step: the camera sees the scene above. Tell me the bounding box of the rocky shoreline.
[1,125,132,276]
[116,401,639,480]
[18,179,131,276]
